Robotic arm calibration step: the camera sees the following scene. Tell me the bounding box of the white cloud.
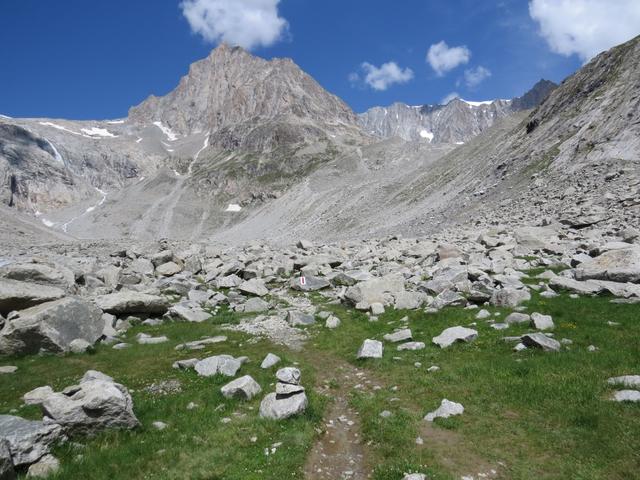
[427,41,471,76]
[441,92,460,105]
[529,0,640,61]
[355,62,414,91]
[463,66,492,88]
[180,0,288,50]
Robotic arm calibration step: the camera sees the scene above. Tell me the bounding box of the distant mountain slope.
[358,79,557,143]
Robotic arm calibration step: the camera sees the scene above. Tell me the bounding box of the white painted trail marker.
[300,276,306,286]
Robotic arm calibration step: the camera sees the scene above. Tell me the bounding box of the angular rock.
[260,353,281,369]
[0,297,103,355]
[344,274,405,306]
[40,374,139,435]
[220,375,262,400]
[0,263,74,291]
[325,315,341,329]
[611,390,640,402]
[432,326,478,348]
[275,382,305,396]
[575,247,640,283]
[424,399,464,422]
[505,312,530,325]
[243,297,270,313]
[194,355,241,377]
[0,366,17,374]
[155,261,182,277]
[397,341,425,351]
[357,339,383,359]
[290,275,330,292]
[522,333,561,352]
[490,288,531,307]
[259,392,308,420]
[530,312,554,330]
[95,291,169,315]
[287,311,315,327]
[607,375,640,388]
[23,387,54,406]
[0,415,62,467]
[216,274,243,288]
[383,329,412,343]
[0,279,64,316]
[169,304,210,323]
[238,279,268,297]
[276,367,301,385]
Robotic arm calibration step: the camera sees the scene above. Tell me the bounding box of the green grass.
[1,292,639,479]
[0,320,325,480]
[307,293,640,480]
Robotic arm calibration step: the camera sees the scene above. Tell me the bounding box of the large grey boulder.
[344,274,405,306]
[94,291,169,315]
[169,303,210,323]
[514,226,558,251]
[40,373,139,435]
[432,326,478,348]
[394,291,427,310]
[575,247,640,283]
[0,279,64,316]
[194,355,241,377]
[237,279,268,297]
[243,297,269,313]
[0,263,75,291]
[530,312,554,330]
[289,275,330,292]
[0,415,62,467]
[0,297,103,355]
[259,392,308,420]
[220,375,262,400]
[505,312,530,325]
[0,439,15,480]
[522,333,561,352]
[357,339,383,359]
[490,288,531,307]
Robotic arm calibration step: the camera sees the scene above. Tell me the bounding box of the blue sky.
[1,0,638,119]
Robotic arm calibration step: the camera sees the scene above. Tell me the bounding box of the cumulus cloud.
[427,41,471,76]
[463,66,492,88]
[352,62,414,91]
[180,0,288,50]
[441,92,460,105]
[529,0,640,61]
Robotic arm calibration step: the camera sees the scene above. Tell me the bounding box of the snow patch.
[461,99,495,107]
[39,122,81,135]
[41,219,55,228]
[225,204,242,212]
[419,130,434,142]
[455,141,465,145]
[81,127,117,138]
[135,137,143,144]
[106,119,125,124]
[153,121,179,142]
[0,114,11,119]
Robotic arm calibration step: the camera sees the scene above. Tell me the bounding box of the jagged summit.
[128,44,361,150]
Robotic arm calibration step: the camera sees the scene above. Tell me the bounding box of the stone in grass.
[259,392,308,420]
[194,355,242,377]
[432,326,478,349]
[260,353,281,369]
[383,329,412,343]
[0,415,62,467]
[530,312,554,330]
[325,315,341,329]
[243,297,270,313]
[26,454,59,478]
[398,342,425,351]
[287,311,315,326]
[173,358,199,370]
[0,366,17,374]
[221,375,262,400]
[152,421,168,430]
[370,303,385,315]
[136,333,169,345]
[357,339,383,359]
[403,474,427,480]
[611,390,640,402]
[505,312,530,325]
[490,323,509,331]
[69,339,93,354]
[521,333,561,352]
[476,309,491,320]
[608,375,640,388]
[276,367,301,385]
[424,399,464,422]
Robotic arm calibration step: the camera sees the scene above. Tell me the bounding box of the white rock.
[424,399,464,422]
[611,390,640,402]
[221,375,262,400]
[357,339,383,359]
[432,326,478,348]
[607,375,640,388]
[530,312,554,330]
[260,353,281,369]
